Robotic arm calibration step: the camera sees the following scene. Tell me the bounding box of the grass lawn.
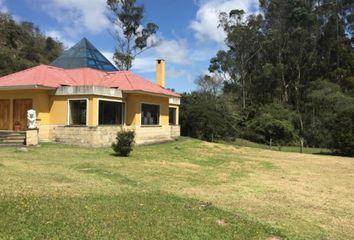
[224,138,331,155]
[0,138,353,239]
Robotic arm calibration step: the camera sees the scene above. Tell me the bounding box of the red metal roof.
[0,64,179,97]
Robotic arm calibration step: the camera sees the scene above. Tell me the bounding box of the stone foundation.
[26,129,39,146]
[37,125,180,147]
[134,125,180,145]
[37,125,56,142]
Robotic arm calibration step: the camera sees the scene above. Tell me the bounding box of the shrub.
[112,130,135,157]
[248,115,295,146]
[246,103,296,146]
[329,107,354,156]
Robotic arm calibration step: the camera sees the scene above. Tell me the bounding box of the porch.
[0,129,38,147]
[0,99,33,131]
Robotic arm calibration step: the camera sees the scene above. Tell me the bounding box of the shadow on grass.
[109,153,130,157]
[313,151,353,157]
[0,191,286,240]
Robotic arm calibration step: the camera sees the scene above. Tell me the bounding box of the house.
[0,38,180,147]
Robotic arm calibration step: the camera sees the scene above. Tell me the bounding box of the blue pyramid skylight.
[50,38,117,71]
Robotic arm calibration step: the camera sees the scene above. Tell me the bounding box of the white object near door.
[27,109,37,129]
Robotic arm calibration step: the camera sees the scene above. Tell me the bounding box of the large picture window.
[69,99,87,125]
[169,107,177,125]
[99,100,124,125]
[141,104,160,125]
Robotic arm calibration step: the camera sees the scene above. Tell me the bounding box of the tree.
[247,103,296,146]
[194,74,223,96]
[180,0,354,156]
[0,12,63,77]
[107,0,159,70]
[304,79,354,147]
[180,92,239,142]
[329,107,354,156]
[213,10,264,109]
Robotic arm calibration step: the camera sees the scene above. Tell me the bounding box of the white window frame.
[97,98,126,126]
[67,98,89,126]
[168,107,177,125]
[140,102,161,126]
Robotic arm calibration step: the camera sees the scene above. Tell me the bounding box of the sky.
[0,0,259,93]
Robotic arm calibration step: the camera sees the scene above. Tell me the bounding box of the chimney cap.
[157,59,165,63]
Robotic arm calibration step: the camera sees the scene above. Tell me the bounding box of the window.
[99,100,124,125]
[141,104,160,125]
[69,100,87,125]
[169,107,177,125]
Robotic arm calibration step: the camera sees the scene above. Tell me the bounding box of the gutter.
[0,85,56,90]
[123,90,180,98]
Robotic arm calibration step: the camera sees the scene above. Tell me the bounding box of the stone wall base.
[37,125,56,142]
[37,125,180,147]
[26,129,39,146]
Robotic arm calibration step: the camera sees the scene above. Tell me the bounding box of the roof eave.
[123,90,180,98]
[0,85,56,90]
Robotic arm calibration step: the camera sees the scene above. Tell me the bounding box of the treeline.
[181,0,354,156]
[0,12,63,77]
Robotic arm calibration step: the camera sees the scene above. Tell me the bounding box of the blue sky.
[0,0,258,93]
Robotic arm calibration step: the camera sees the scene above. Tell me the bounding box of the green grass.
[0,192,281,240]
[223,138,331,154]
[0,137,353,239]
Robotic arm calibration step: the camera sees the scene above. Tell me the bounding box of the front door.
[0,100,11,130]
[13,99,33,130]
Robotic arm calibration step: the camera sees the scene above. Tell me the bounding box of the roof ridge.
[60,68,80,85]
[0,64,43,80]
[122,71,135,89]
[100,71,118,87]
[129,71,167,89]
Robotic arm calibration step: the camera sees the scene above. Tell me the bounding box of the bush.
[246,103,296,146]
[248,115,295,146]
[329,107,354,156]
[180,92,239,142]
[112,130,135,157]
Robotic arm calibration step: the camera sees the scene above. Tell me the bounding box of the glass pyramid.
[50,38,117,71]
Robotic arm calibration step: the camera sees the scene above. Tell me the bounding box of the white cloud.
[166,67,194,84]
[132,37,190,73]
[132,56,156,73]
[190,0,258,43]
[45,30,75,48]
[101,51,116,66]
[132,57,194,85]
[38,0,109,36]
[0,1,21,22]
[155,39,189,64]
[0,0,8,12]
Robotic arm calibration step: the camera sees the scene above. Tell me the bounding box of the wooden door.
[0,100,11,130]
[13,99,33,130]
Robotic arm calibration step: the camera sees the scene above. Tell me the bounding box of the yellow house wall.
[0,90,177,129]
[49,95,127,126]
[49,96,68,125]
[49,95,101,126]
[90,97,98,126]
[126,93,170,126]
[0,89,50,129]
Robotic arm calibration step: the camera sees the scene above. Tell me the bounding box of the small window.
[69,100,87,125]
[141,104,160,125]
[99,100,124,125]
[169,107,177,125]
